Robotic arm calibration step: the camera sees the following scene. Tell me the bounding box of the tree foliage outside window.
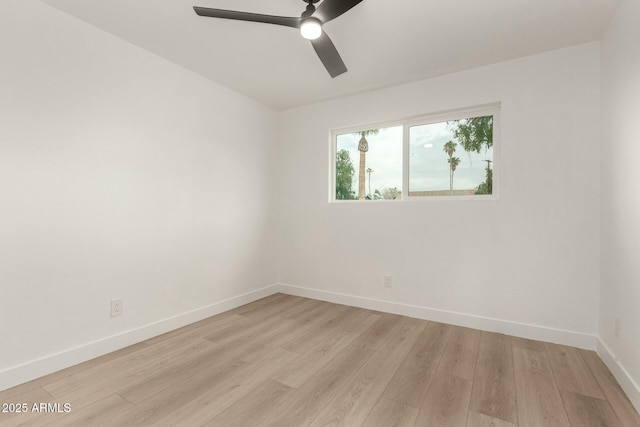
[451,116,493,153]
[335,149,356,200]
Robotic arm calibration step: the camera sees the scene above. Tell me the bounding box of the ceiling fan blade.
[193,6,301,28]
[311,32,347,78]
[313,0,363,23]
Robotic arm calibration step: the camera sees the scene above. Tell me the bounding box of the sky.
[336,119,493,195]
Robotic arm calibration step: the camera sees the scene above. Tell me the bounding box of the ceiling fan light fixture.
[300,18,322,40]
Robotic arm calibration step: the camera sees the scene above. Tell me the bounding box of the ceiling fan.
[193,0,364,78]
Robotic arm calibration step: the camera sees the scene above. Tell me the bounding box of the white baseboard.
[0,284,279,392]
[597,338,640,415]
[275,283,597,350]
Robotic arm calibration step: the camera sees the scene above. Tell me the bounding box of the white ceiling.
[39,0,618,110]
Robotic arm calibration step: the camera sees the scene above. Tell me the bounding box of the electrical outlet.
[614,316,621,338]
[111,300,124,317]
[384,275,393,288]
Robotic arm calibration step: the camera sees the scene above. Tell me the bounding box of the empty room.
[1,0,639,426]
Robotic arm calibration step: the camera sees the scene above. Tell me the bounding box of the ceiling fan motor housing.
[302,1,318,18]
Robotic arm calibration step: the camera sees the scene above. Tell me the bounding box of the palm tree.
[354,129,379,200]
[443,140,457,159]
[448,157,461,195]
[366,168,373,197]
[443,141,459,195]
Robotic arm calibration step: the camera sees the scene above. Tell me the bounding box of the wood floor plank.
[42,394,133,427]
[273,302,352,352]
[235,303,361,365]
[414,372,473,427]
[308,317,425,427]
[149,347,299,427]
[43,336,217,404]
[202,318,303,365]
[438,326,481,380]
[202,307,292,345]
[511,336,546,352]
[257,298,326,328]
[224,292,289,316]
[581,349,640,426]
[273,311,380,388]
[203,297,317,348]
[283,299,352,325]
[116,341,244,405]
[470,332,517,425]
[142,312,246,346]
[19,338,218,420]
[280,304,362,354]
[235,294,307,318]
[513,347,570,427]
[545,342,605,399]
[202,380,294,427]
[0,340,149,402]
[560,390,622,427]
[382,321,452,408]
[320,304,362,329]
[253,295,322,321]
[466,411,516,427]
[0,381,51,404]
[225,317,302,363]
[42,330,209,398]
[143,295,285,347]
[108,355,249,425]
[349,312,404,351]
[0,387,54,426]
[284,299,336,319]
[361,397,419,427]
[258,343,376,426]
[290,300,349,324]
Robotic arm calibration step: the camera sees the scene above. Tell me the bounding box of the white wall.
[600,0,640,405]
[277,43,601,345]
[0,0,278,389]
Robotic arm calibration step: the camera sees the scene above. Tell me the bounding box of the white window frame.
[329,103,500,203]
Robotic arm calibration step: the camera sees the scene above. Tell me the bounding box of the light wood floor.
[1,294,639,427]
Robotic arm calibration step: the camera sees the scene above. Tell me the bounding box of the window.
[335,125,403,200]
[331,104,498,201]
